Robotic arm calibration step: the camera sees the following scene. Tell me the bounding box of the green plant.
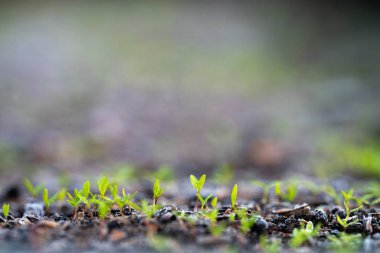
[211,197,218,209]
[235,208,257,234]
[259,235,280,253]
[328,233,362,253]
[2,203,9,218]
[289,221,320,248]
[77,192,97,208]
[336,190,362,230]
[198,194,213,209]
[150,165,175,183]
[56,188,67,201]
[190,174,206,211]
[102,184,140,211]
[42,188,58,209]
[274,181,298,202]
[251,180,277,204]
[94,199,110,219]
[212,163,234,185]
[152,179,164,211]
[231,184,238,209]
[97,176,109,197]
[23,179,44,198]
[209,222,226,237]
[322,184,341,205]
[141,199,156,218]
[66,180,91,208]
[361,182,380,205]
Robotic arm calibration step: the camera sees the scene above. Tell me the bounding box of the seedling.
[67,180,91,208]
[56,188,67,201]
[94,199,110,219]
[328,233,362,253]
[211,197,218,209]
[153,179,164,211]
[197,194,213,209]
[42,188,58,209]
[141,199,156,218]
[251,180,276,204]
[23,179,44,198]
[121,189,140,211]
[361,182,380,205]
[77,192,97,208]
[236,208,256,234]
[259,235,280,253]
[231,184,238,209]
[190,174,206,211]
[2,203,9,218]
[150,165,175,183]
[289,221,320,248]
[274,181,298,202]
[336,190,362,230]
[212,163,234,185]
[209,222,226,237]
[97,176,109,197]
[322,184,341,205]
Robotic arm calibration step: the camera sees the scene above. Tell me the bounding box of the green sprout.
[328,233,362,253]
[97,176,109,197]
[42,188,58,209]
[209,222,226,237]
[2,203,10,218]
[259,235,280,253]
[150,165,175,183]
[322,184,341,205]
[77,192,97,209]
[231,184,238,209]
[94,199,110,219]
[23,179,44,198]
[211,197,218,209]
[274,181,298,202]
[141,199,156,218]
[361,182,380,205]
[236,208,256,234]
[66,180,91,208]
[101,184,140,211]
[190,174,206,211]
[153,179,164,211]
[212,163,234,185]
[251,180,276,204]
[197,194,213,209]
[289,221,320,248]
[336,190,362,230]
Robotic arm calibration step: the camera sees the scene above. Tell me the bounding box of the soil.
[1,179,380,253]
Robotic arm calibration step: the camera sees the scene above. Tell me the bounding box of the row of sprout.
[1,166,379,252]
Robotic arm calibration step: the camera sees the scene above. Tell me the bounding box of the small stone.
[36,220,59,229]
[253,216,268,232]
[346,222,364,233]
[315,209,328,224]
[109,229,126,242]
[24,203,44,218]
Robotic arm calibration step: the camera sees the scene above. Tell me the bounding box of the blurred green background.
[0,1,379,179]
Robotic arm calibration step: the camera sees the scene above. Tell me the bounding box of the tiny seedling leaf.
[97,177,109,197]
[2,203,9,218]
[231,184,238,208]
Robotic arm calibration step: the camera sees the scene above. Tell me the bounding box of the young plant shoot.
[231,184,238,209]
[153,179,164,211]
[190,174,206,211]
[2,203,9,218]
[42,188,58,210]
[23,179,44,198]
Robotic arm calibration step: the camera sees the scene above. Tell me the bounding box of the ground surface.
[1,177,380,253]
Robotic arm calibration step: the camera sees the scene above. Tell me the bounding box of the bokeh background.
[1,0,380,182]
